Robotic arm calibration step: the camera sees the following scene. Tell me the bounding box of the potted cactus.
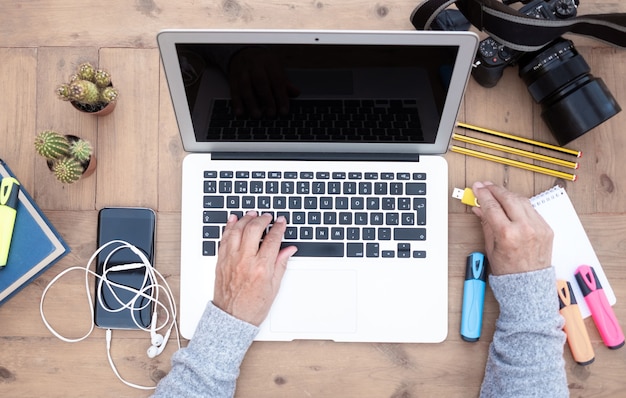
[34,130,96,184]
[56,62,118,116]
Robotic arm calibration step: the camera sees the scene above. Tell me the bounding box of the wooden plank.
[590,47,626,214]
[96,48,160,209]
[34,47,99,210]
[157,61,185,212]
[461,71,536,197]
[0,48,37,192]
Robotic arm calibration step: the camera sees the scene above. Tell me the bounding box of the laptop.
[157,29,478,342]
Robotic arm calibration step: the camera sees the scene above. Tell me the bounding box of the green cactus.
[34,131,71,160]
[56,84,72,101]
[94,69,111,88]
[70,80,101,105]
[69,139,93,163]
[77,62,96,82]
[52,157,84,184]
[100,86,119,103]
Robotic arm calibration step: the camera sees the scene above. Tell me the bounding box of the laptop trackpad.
[270,269,358,334]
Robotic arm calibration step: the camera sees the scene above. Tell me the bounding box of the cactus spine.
[52,157,83,184]
[34,130,71,160]
[69,139,93,162]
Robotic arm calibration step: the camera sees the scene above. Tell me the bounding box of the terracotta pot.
[45,134,96,181]
[71,99,116,116]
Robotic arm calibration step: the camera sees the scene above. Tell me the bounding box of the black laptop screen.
[175,43,458,144]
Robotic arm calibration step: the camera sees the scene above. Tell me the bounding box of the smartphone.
[94,207,156,330]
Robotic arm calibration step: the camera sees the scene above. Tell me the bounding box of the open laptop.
[157,29,478,342]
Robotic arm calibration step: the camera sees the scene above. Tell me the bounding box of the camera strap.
[411,0,626,51]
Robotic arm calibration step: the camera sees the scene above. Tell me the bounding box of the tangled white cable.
[40,240,180,390]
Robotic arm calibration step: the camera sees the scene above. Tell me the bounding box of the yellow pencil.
[452,133,579,170]
[451,145,577,181]
[457,122,582,158]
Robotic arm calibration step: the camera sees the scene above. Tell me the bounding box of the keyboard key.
[316,227,329,240]
[331,227,345,240]
[203,196,225,208]
[204,181,217,193]
[414,198,426,225]
[394,228,426,241]
[366,243,379,257]
[347,243,364,257]
[203,211,228,223]
[203,241,216,256]
[413,250,427,258]
[382,250,395,258]
[204,171,217,178]
[280,242,344,257]
[406,183,427,195]
[203,226,220,239]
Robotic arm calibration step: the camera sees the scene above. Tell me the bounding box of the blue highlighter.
[461,252,487,342]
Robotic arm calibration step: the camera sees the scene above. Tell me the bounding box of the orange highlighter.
[557,280,595,365]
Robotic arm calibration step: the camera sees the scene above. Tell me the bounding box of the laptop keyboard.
[206,99,424,142]
[202,169,428,259]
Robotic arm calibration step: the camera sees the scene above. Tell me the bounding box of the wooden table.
[2,1,625,397]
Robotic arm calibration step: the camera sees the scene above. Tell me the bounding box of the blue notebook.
[0,159,70,305]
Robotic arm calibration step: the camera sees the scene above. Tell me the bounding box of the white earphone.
[40,240,180,390]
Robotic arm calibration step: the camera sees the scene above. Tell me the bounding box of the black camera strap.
[411,0,626,51]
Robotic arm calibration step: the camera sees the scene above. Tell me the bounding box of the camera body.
[472,0,579,88]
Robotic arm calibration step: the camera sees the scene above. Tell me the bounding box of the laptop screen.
[158,30,478,155]
[175,43,458,145]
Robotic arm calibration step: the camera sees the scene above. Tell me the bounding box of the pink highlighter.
[574,265,625,349]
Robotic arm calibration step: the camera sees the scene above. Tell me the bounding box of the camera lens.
[518,38,621,145]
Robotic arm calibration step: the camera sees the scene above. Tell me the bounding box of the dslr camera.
[471,0,621,145]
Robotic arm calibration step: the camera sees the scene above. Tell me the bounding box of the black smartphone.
[94,207,156,330]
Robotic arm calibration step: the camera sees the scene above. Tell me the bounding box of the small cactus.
[77,62,96,82]
[100,86,119,103]
[94,69,111,88]
[56,62,118,112]
[52,157,84,184]
[69,139,93,162]
[34,130,71,160]
[56,84,72,101]
[70,80,101,105]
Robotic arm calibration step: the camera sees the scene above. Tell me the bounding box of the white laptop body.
[158,29,478,342]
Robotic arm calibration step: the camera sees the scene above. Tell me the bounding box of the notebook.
[0,159,70,305]
[531,186,616,318]
[158,29,478,342]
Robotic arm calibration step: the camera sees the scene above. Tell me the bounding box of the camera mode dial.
[554,0,577,18]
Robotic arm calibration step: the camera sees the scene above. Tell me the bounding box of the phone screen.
[94,207,156,329]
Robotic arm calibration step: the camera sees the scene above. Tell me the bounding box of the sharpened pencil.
[456,122,582,158]
[451,145,577,181]
[452,133,579,170]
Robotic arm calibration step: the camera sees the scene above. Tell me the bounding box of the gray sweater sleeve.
[480,267,568,398]
[152,302,258,398]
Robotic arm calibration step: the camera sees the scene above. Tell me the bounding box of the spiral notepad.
[531,186,616,318]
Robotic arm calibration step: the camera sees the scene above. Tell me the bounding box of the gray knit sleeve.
[152,302,259,398]
[480,267,568,398]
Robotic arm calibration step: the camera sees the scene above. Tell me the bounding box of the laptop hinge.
[212,152,421,162]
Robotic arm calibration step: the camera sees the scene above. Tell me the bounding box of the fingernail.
[275,215,286,223]
[473,181,485,189]
[228,214,238,222]
[246,210,258,217]
[483,181,494,186]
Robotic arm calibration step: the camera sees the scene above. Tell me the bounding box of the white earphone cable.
[40,240,180,390]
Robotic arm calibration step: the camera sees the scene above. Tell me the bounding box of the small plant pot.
[71,98,116,116]
[45,135,96,183]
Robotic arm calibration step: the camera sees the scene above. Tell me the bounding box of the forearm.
[153,302,258,398]
[480,267,568,398]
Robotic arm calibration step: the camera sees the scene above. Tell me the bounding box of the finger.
[472,181,511,228]
[239,213,273,255]
[272,245,298,287]
[257,215,288,262]
[220,211,257,254]
[483,182,533,222]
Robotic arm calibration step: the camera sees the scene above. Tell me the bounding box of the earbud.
[147,328,171,358]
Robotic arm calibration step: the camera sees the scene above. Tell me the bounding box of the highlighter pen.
[461,252,487,342]
[575,265,625,349]
[0,177,20,267]
[557,280,595,365]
